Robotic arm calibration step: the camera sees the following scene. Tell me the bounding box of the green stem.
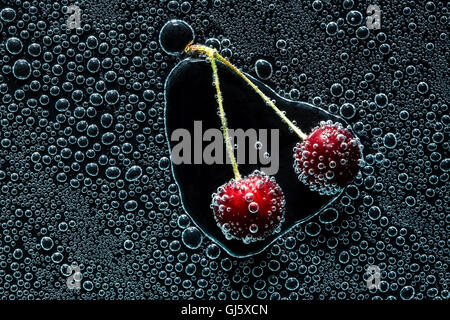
[209,51,241,180]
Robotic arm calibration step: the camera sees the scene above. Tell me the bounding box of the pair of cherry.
[160,20,363,243]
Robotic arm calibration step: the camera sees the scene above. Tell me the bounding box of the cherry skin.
[294,121,363,195]
[159,20,194,55]
[211,171,285,243]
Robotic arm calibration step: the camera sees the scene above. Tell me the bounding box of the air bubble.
[182,227,203,249]
[255,59,273,80]
[13,59,31,80]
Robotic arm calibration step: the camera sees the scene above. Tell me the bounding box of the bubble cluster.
[0,0,448,301]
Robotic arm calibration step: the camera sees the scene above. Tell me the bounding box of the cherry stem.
[185,43,308,141]
[191,44,241,180]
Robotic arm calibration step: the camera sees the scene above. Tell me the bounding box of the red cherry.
[211,171,285,242]
[294,121,363,195]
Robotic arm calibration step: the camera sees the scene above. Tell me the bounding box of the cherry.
[211,171,285,242]
[159,20,194,55]
[294,121,363,195]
